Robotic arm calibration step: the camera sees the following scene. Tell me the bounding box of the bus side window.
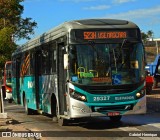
[12,59,16,78]
[30,52,34,75]
[20,52,30,76]
[50,43,57,74]
[42,46,50,74]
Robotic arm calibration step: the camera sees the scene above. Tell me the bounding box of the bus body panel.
[41,75,58,114]
[21,76,37,110]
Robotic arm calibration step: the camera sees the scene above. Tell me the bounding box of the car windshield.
[69,42,145,85]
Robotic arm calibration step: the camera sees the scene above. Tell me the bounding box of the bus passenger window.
[30,53,34,75]
[20,52,30,76]
[42,47,50,74]
[50,45,56,73]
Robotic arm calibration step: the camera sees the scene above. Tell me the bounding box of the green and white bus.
[12,19,146,126]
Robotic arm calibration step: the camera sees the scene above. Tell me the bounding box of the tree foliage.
[141,30,154,43]
[0,0,37,71]
[147,30,154,39]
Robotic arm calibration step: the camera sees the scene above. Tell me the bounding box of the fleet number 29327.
[93,96,110,101]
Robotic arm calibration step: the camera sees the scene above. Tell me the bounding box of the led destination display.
[84,31,127,39]
[74,29,138,41]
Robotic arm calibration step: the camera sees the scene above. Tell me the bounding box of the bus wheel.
[109,115,122,122]
[51,96,58,123]
[24,97,32,115]
[58,117,68,126]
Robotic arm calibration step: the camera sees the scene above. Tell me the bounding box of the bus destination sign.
[83,31,127,40]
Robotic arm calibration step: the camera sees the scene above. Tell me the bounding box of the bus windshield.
[69,42,145,85]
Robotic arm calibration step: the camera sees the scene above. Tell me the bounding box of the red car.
[145,71,154,94]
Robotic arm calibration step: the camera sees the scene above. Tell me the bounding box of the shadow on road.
[147,86,160,113]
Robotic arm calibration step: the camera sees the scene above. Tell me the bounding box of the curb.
[0,117,12,126]
[0,113,7,119]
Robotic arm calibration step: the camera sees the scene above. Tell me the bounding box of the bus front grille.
[91,104,134,112]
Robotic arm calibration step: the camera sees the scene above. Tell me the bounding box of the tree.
[0,0,37,71]
[141,30,154,43]
[141,31,148,43]
[0,27,16,69]
[147,30,154,40]
[0,0,37,40]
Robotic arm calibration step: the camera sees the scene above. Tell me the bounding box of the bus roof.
[13,19,139,55]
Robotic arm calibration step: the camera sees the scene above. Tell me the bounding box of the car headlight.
[69,89,87,102]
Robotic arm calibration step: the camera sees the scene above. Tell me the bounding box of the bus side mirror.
[64,54,68,70]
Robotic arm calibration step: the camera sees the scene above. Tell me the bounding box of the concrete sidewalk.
[0,115,31,132]
[0,116,44,140]
[0,116,16,130]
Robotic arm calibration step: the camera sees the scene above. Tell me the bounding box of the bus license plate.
[108,112,120,116]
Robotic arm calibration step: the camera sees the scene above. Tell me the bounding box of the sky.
[18,0,160,45]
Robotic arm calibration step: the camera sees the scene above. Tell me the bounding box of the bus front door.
[57,44,67,115]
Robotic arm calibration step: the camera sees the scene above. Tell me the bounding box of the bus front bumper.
[68,96,146,118]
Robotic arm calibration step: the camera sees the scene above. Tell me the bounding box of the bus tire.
[109,115,122,122]
[24,97,32,115]
[51,97,68,126]
[58,117,68,126]
[51,95,58,123]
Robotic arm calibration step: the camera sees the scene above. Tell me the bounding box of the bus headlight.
[136,93,141,98]
[69,89,87,102]
[6,89,10,93]
[136,90,145,99]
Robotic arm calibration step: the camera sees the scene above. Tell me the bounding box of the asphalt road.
[0,87,160,140]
